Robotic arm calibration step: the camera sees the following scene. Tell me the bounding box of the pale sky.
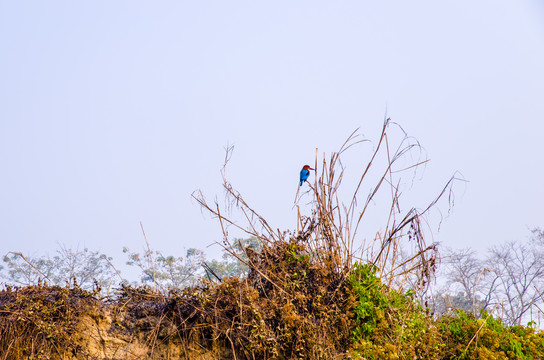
[1,1,543,280]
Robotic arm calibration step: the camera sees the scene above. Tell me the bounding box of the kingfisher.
[299,165,315,186]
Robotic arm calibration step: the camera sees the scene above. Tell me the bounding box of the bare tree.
[435,230,544,325]
[444,248,482,300]
[486,238,544,325]
[429,247,493,316]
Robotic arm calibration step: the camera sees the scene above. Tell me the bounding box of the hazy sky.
[1,1,543,280]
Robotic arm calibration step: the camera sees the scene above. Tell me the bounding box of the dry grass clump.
[100,238,355,359]
[0,284,99,359]
[183,236,356,358]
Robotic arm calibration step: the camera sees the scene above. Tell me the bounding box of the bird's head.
[302,165,315,171]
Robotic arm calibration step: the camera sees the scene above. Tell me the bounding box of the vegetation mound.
[2,257,543,359]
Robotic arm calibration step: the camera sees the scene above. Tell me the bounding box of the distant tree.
[445,248,484,303]
[1,245,117,292]
[430,290,487,316]
[435,247,497,316]
[204,237,262,281]
[485,236,544,325]
[2,253,56,286]
[123,246,205,289]
[436,229,544,325]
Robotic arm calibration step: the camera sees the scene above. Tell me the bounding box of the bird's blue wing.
[300,169,310,185]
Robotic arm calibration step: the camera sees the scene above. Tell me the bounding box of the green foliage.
[348,262,443,359]
[348,263,544,359]
[438,309,544,359]
[349,263,384,340]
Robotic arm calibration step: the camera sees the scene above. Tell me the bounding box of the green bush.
[438,309,544,359]
[349,262,442,359]
[348,264,544,359]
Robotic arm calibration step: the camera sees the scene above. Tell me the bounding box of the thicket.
[1,119,543,359]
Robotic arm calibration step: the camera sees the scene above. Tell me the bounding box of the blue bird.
[299,165,315,186]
